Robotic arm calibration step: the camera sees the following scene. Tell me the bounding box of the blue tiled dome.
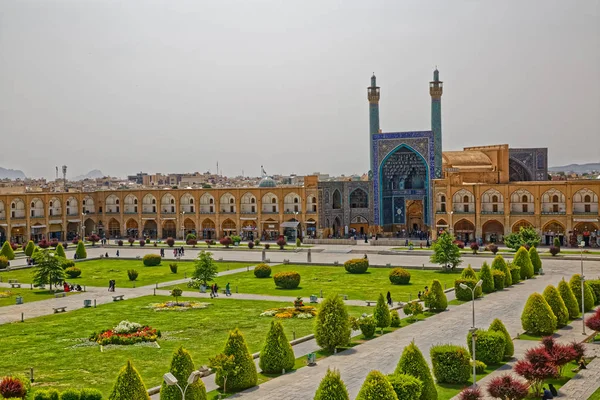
[259,177,276,188]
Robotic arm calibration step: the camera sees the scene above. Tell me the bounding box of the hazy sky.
[1,0,598,179]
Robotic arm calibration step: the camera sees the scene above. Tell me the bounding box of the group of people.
[62,282,82,292]
[158,247,186,257]
[107,280,116,292]
[541,383,558,399]
[208,282,232,298]
[417,286,429,301]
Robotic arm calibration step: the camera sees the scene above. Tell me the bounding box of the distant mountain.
[548,163,600,174]
[0,167,26,180]
[73,169,104,181]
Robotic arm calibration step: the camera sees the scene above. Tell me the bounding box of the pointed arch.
[436,192,447,213]
[543,220,565,234]
[241,192,257,213]
[349,188,368,209]
[107,218,120,237]
[284,192,301,213]
[65,196,78,216]
[512,219,534,233]
[124,194,138,214]
[481,188,504,213]
[221,218,236,234]
[183,218,196,234]
[161,193,176,214]
[162,220,176,238]
[307,195,317,212]
[142,194,157,213]
[262,192,279,213]
[482,220,504,243]
[573,188,599,214]
[30,197,44,217]
[220,193,236,213]
[541,188,566,213]
[105,195,120,213]
[332,189,342,209]
[0,200,5,220]
[200,193,215,213]
[452,189,475,213]
[48,197,62,216]
[510,189,534,213]
[82,196,95,214]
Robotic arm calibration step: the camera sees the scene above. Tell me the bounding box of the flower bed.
[146,301,210,312]
[0,291,12,298]
[89,320,160,345]
[260,305,317,319]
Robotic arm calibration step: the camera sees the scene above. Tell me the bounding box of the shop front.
[241,219,257,241]
[31,223,46,242]
[281,221,300,242]
[261,220,279,241]
[49,222,63,240]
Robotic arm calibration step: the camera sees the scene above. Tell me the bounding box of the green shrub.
[0,241,15,260]
[395,341,437,400]
[491,255,511,286]
[513,247,533,279]
[509,265,521,284]
[471,360,487,374]
[315,294,351,352]
[215,328,257,391]
[389,268,411,284]
[60,388,81,400]
[454,278,482,301]
[460,265,477,279]
[424,279,447,312]
[466,329,506,365]
[403,301,424,322]
[387,374,423,400]
[374,293,391,332]
[259,320,295,374]
[61,260,75,269]
[160,346,207,400]
[588,280,600,305]
[489,318,514,358]
[558,278,580,319]
[55,243,66,258]
[343,258,369,274]
[492,270,505,291]
[34,389,60,400]
[478,262,494,294]
[108,361,149,400]
[253,263,271,278]
[25,240,36,257]
[273,271,301,289]
[0,255,8,269]
[521,292,557,336]
[357,316,376,339]
[569,274,595,312]
[355,370,398,400]
[65,267,81,278]
[75,241,87,259]
[543,285,569,327]
[142,254,161,266]
[127,269,138,281]
[430,344,471,384]
[169,263,178,273]
[314,368,349,400]
[529,246,542,274]
[390,310,401,327]
[79,388,103,400]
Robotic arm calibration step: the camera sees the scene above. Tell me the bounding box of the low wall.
[303,238,356,245]
[370,239,427,246]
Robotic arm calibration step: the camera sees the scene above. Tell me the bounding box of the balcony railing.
[11,215,25,219]
[511,211,534,215]
[436,211,448,214]
[541,211,566,215]
[262,211,279,214]
[481,211,504,215]
[124,211,138,214]
[573,211,599,215]
[31,215,45,218]
[452,210,474,214]
[199,211,214,214]
[105,211,119,215]
[67,213,79,217]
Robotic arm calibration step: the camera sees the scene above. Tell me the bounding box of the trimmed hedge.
[472,360,486,374]
[259,320,295,374]
[160,346,206,400]
[273,271,301,289]
[509,266,521,284]
[588,280,600,305]
[344,258,369,274]
[460,265,477,280]
[33,390,60,400]
[108,360,150,400]
[489,318,514,358]
[373,293,391,331]
[390,310,401,327]
[387,374,423,400]
[569,274,595,312]
[314,368,349,400]
[60,389,81,400]
[543,285,569,327]
[142,254,161,267]
[395,341,437,400]
[0,256,9,269]
[479,262,495,294]
[355,370,398,400]
[389,268,411,284]
[24,240,36,257]
[425,279,447,312]
[430,344,471,384]
[315,294,351,352]
[0,241,15,260]
[357,316,376,339]
[521,292,557,336]
[253,264,271,278]
[529,246,542,274]
[492,270,505,291]
[80,388,103,400]
[491,255,511,287]
[55,243,66,258]
[558,278,580,319]
[513,247,533,279]
[454,278,483,301]
[75,241,87,259]
[65,267,82,279]
[215,328,257,391]
[466,329,506,365]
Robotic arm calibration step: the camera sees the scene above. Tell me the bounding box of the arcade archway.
[162,220,176,239]
[454,219,475,243]
[143,220,157,239]
[482,220,504,243]
[542,221,565,246]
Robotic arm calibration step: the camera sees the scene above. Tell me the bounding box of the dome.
[259,177,276,188]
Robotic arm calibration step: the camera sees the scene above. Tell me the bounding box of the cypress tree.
[315,294,351,353]
[558,278,580,319]
[259,320,295,374]
[479,262,495,294]
[529,246,542,274]
[387,374,423,400]
[460,265,477,279]
[313,368,349,400]
[160,347,207,400]
[356,370,398,400]
[395,341,437,400]
[491,255,511,287]
[569,274,595,312]
[24,240,36,257]
[513,247,533,279]
[55,243,66,258]
[425,280,447,312]
[215,328,257,391]
[108,361,150,400]
[390,309,401,327]
[75,240,87,259]
[542,285,569,327]
[0,241,15,260]
[374,293,391,333]
[489,318,514,358]
[521,293,557,336]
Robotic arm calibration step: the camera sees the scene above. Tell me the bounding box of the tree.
[555,279,580,321]
[259,320,295,374]
[387,374,423,400]
[108,361,150,400]
[373,293,391,333]
[553,237,561,249]
[512,247,533,279]
[430,232,461,271]
[208,354,238,395]
[514,347,557,397]
[214,328,257,391]
[460,265,477,279]
[569,274,595,312]
[75,240,87,259]
[486,374,529,400]
[478,262,495,294]
[521,293,557,336]
[491,255,511,287]
[315,294,351,353]
[586,308,600,332]
[424,279,447,312]
[32,250,66,290]
[55,243,66,258]
[504,226,540,250]
[529,246,542,274]
[466,329,506,365]
[160,347,207,400]
[24,240,36,257]
[190,251,218,287]
[542,285,569,327]
[489,318,514,358]
[171,287,183,305]
[395,341,437,400]
[314,368,349,400]
[355,370,398,400]
[0,241,15,260]
[219,236,232,248]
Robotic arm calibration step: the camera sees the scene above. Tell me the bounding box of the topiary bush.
[34,389,60,400]
[521,292,557,336]
[142,254,161,266]
[569,274,595,312]
[259,320,295,374]
[65,267,82,278]
[247,241,254,249]
[253,263,271,278]
[387,373,422,400]
[543,285,569,327]
[0,256,9,270]
[389,268,411,284]
[550,246,560,256]
[471,360,486,374]
[454,278,483,301]
[492,270,505,291]
[355,370,398,400]
[79,388,103,400]
[55,243,66,258]
[315,294,350,353]
[513,247,533,279]
[477,262,494,294]
[166,237,175,247]
[108,360,150,400]
[75,241,87,259]
[587,280,600,304]
[390,310,401,327]
[461,265,477,279]
[314,368,349,400]
[139,239,146,247]
[160,346,207,400]
[117,240,123,246]
[169,263,178,273]
[60,388,81,400]
[529,246,542,274]
[487,243,498,255]
[62,260,75,269]
[489,318,514,358]
[424,279,447,312]
[276,236,287,250]
[466,329,506,365]
[127,269,139,281]
[220,236,232,248]
[491,255,511,287]
[373,293,391,333]
[356,316,376,339]
[558,278,580,319]
[273,271,301,289]
[430,344,471,384]
[0,241,15,260]
[344,258,369,274]
[24,240,36,257]
[0,376,26,399]
[486,374,529,400]
[215,328,257,391]
[395,341,437,400]
[510,265,521,284]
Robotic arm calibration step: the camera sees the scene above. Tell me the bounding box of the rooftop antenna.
[55,166,58,180]
[62,165,67,191]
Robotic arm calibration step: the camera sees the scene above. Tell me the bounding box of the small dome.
[259,177,276,188]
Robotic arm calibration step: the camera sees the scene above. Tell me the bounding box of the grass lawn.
[0,289,80,307]
[165,264,460,302]
[588,386,600,400]
[436,360,509,400]
[542,361,578,395]
[0,295,368,396]
[448,299,469,306]
[0,259,255,288]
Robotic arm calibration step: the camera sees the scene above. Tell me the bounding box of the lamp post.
[163,371,202,399]
[460,279,483,386]
[579,240,586,335]
[81,212,85,240]
[294,211,299,243]
[181,211,186,241]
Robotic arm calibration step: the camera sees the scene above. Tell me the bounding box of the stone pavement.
[558,343,600,399]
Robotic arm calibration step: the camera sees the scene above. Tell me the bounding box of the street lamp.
[181,211,186,241]
[579,240,586,335]
[294,211,299,243]
[81,212,85,240]
[163,371,202,399]
[460,279,483,386]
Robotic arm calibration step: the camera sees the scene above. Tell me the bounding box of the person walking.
[116,250,119,257]
[214,282,219,297]
[225,282,231,296]
[209,283,215,299]
[386,291,393,307]
[160,248,164,257]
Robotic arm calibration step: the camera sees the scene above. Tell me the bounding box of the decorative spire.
[371,73,376,87]
[368,73,380,103]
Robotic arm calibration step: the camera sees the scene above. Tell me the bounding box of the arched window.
[452,190,474,213]
[349,189,368,208]
[332,190,342,209]
[573,189,598,214]
[541,189,565,214]
[521,195,528,203]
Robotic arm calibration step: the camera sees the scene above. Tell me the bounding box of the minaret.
[430,68,443,178]
[368,74,380,177]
